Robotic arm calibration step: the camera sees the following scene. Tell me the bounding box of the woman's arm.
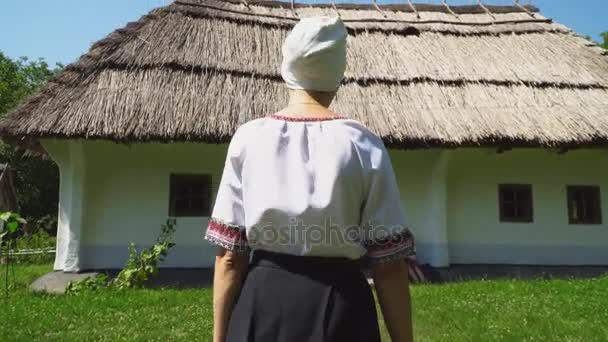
[212,248,249,342]
[372,258,414,342]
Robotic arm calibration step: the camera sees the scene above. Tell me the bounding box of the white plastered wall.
[43,139,608,270]
[446,148,608,265]
[44,140,86,272]
[43,139,228,271]
[388,149,450,267]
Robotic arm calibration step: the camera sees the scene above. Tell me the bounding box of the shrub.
[66,219,177,294]
[112,219,177,289]
[13,229,56,264]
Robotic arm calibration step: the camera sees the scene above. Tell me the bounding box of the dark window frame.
[567,185,602,225]
[169,174,212,217]
[498,184,534,223]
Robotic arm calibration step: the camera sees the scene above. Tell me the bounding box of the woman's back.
[206,113,413,263]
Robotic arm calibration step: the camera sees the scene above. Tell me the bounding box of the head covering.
[281,16,347,92]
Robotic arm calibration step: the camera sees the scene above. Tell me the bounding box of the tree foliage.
[0,52,62,229]
[600,32,608,50]
[0,52,61,114]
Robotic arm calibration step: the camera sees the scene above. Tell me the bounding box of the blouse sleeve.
[204,129,249,253]
[360,143,415,264]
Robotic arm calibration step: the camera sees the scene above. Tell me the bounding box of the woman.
[205,16,415,342]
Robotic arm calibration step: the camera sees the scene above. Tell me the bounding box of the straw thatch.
[1,0,607,148]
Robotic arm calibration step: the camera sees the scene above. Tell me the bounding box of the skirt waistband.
[250,249,363,274]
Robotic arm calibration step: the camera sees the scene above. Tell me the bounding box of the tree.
[583,32,608,50]
[0,52,62,231]
[600,32,608,50]
[0,53,61,114]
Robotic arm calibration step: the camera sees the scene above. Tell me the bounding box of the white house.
[1,0,607,272]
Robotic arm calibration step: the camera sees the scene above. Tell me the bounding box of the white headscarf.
[281,16,347,92]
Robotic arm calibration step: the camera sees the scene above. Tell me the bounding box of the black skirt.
[226,250,381,342]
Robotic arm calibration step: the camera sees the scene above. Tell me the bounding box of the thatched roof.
[1,0,607,148]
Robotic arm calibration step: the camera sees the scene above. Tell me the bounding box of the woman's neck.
[288,89,333,107]
[277,89,337,118]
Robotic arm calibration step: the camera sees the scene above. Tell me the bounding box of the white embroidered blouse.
[204,114,415,264]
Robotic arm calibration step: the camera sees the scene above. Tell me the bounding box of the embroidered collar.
[269,113,347,122]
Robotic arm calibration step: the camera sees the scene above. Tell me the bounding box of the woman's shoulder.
[335,120,391,170]
[235,116,270,132]
[337,119,386,150]
[229,117,271,143]
[225,118,269,156]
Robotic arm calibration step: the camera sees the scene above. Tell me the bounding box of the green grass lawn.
[1,264,607,341]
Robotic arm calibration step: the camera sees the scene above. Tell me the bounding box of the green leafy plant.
[0,212,27,241]
[113,219,176,289]
[13,229,56,264]
[66,219,176,293]
[0,211,27,297]
[14,228,55,250]
[65,273,109,295]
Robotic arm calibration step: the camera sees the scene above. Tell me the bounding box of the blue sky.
[1,0,606,66]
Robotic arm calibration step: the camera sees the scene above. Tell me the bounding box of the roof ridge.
[171,1,553,29]
[180,0,540,15]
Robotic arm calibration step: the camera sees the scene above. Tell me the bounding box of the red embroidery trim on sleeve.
[365,229,415,263]
[204,218,249,252]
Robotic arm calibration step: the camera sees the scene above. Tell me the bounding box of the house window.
[567,186,602,224]
[498,184,533,223]
[169,174,212,217]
